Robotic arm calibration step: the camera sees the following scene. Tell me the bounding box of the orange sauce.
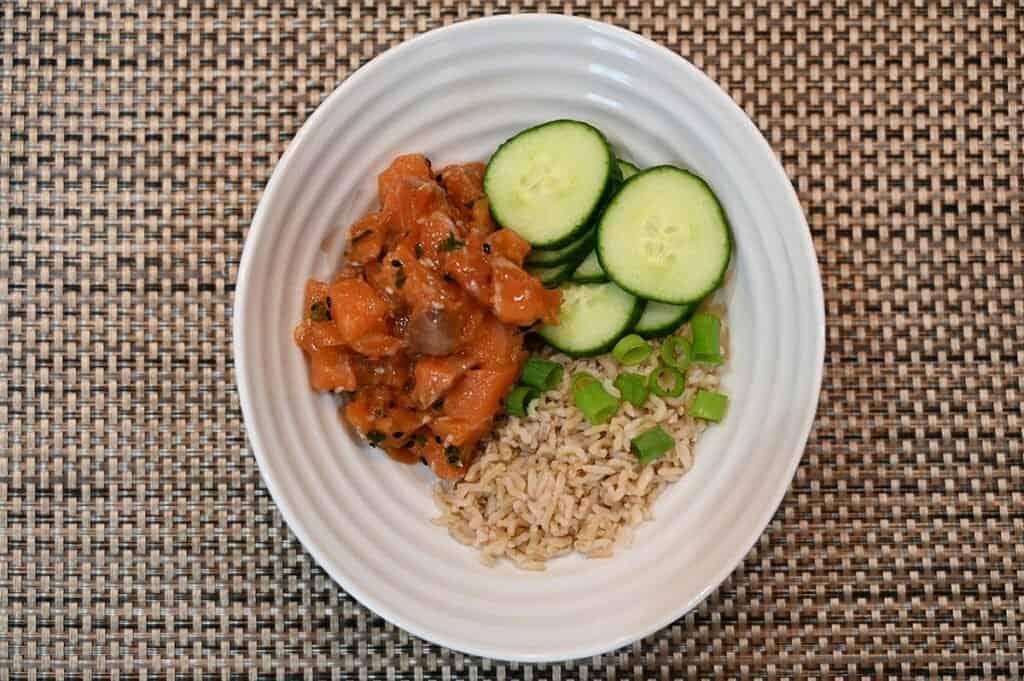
[294,155,561,479]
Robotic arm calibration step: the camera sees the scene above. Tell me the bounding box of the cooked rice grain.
[433,323,725,570]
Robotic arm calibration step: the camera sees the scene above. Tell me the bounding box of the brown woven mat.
[2,1,1021,678]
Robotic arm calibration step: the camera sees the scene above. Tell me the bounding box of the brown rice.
[433,320,726,570]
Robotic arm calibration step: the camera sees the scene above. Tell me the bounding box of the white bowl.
[234,14,824,662]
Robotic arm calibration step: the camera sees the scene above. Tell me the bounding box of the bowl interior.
[234,15,823,662]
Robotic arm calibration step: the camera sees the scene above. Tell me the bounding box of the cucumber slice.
[570,251,608,283]
[597,166,731,304]
[633,301,697,338]
[617,159,640,180]
[538,282,644,357]
[527,261,575,288]
[526,229,595,267]
[485,120,620,249]
[570,160,633,284]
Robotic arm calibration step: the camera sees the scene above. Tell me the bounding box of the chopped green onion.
[630,426,676,465]
[660,336,691,370]
[648,366,685,398]
[520,357,564,391]
[440,231,466,251]
[309,301,331,321]
[445,444,463,467]
[613,373,648,407]
[611,334,652,365]
[506,385,539,417]
[572,372,597,392]
[366,430,385,446]
[688,390,729,422]
[573,379,620,425]
[690,313,723,365]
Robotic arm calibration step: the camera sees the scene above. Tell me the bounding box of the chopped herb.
[434,435,442,444]
[573,378,620,425]
[391,259,403,268]
[366,430,386,446]
[648,366,685,398]
[612,334,652,365]
[440,231,465,251]
[403,440,415,449]
[325,296,332,308]
[443,273,455,284]
[395,269,406,289]
[413,433,427,446]
[415,243,424,258]
[688,390,729,422]
[309,301,331,321]
[520,357,564,390]
[432,400,444,411]
[482,242,492,254]
[445,445,463,467]
[630,426,675,465]
[506,386,539,417]
[351,229,372,243]
[392,431,405,439]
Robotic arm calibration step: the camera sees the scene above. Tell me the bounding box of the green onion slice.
[630,426,676,465]
[571,372,598,392]
[660,336,691,370]
[309,301,331,321]
[506,385,539,417]
[520,357,564,391]
[611,334,652,366]
[573,379,620,425]
[690,313,723,365]
[648,366,685,398]
[688,390,729,422]
[613,373,648,407]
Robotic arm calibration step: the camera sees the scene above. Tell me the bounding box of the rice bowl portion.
[291,118,736,572]
[434,321,726,570]
[235,14,824,658]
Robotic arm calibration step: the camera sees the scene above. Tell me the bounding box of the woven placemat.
[1,1,1021,678]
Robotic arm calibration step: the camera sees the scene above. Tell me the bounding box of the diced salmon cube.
[378,155,449,234]
[469,198,497,234]
[329,278,392,342]
[431,366,519,449]
[303,279,330,312]
[345,212,388,265]
[308,347,357,392]
[294,319,346,354]
[417,438,465,481]
[378,154,433,204]
[439,163,486,206]
[463,313,525,370]
[486,229,532,267]
[350,333,403,357]
[344,391,426,450]
[419,210,460,261]
[442,231,493,305]
[411,355,475,409]
[490,257,562,326]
